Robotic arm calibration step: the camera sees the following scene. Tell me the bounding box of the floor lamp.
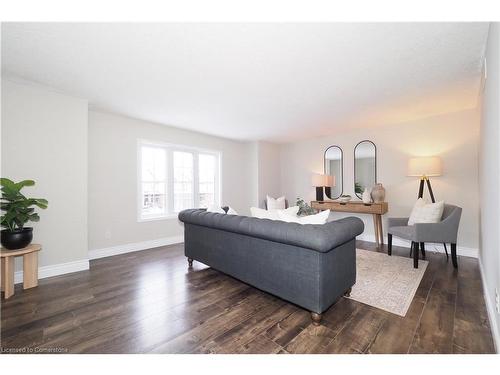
[407,156,448,257]
[407,156,442,202]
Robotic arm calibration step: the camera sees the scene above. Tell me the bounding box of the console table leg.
[311,312,322,326]
[377,215,384,246]
[373,214,380,248]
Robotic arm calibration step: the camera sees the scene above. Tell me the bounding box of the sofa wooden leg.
[311,312,322,326]
[344,287,352,297]
[187,258,193,268]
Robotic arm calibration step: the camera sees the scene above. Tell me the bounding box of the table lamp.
[312,174,334,201]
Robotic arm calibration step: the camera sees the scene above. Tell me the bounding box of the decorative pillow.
[206,204,225,214]
[408,198,445,225]
[277,209,330,225]
[226,206,238,215]
[251,206,277,220]
[250,205,299,220]
[267,195,286,210]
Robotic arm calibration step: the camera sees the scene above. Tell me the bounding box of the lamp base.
[315,187,324,201]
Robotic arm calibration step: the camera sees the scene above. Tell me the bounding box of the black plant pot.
[1,228,33,250]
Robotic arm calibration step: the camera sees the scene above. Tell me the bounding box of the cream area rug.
[348,249,429,317]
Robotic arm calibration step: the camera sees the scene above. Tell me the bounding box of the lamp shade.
[312,173,331,187]
[407,157,443,177]
[325,175,335,187]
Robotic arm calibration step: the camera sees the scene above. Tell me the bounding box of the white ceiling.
[1,23,489,143]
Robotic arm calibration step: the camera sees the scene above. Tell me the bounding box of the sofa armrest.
[387,217,409,228]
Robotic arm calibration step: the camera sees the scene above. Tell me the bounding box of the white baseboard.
[88,235,184,260]
[14,259,90,284]
[478,256,500,353]
[357,233,478,258]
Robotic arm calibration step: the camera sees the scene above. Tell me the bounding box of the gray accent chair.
[387,204,462,269]
[178,208,364,325]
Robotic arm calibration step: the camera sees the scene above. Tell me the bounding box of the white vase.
[362,187,372,203]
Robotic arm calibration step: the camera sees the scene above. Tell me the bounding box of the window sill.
[138,214,179,223]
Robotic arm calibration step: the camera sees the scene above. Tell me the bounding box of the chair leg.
[413,242,419,269]
[419,242,426,259]
[443,243,449,260]
[388,234,392,256]
[451,243,458,268]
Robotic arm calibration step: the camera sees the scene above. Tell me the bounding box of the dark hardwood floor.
[1,240,495,354]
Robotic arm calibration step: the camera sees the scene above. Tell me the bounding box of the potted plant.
[1,178,48,250]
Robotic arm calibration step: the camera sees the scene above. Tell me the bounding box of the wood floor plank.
[409,288,456,354]
[1,241,495,354]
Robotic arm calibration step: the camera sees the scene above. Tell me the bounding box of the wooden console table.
[311,201,389,248]
[1,244,41,299]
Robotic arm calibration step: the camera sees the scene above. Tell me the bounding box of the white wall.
[1,80,89,273]
[88,110,255,251]
[280,108,480,254]
[479,22,500,351]
[256,141,282,207]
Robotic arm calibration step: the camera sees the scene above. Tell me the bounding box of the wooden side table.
[1,244,41,299]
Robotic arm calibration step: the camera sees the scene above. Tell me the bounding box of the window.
[138,140,220,220]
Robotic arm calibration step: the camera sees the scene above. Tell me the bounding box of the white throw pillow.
[267,195,286,210]
[251,206,278,220]
[226,206,238,215]
[408,198,445,225]
[206,204,225,214]
[283,205,300,217]
[277,209,330,225]
[250,205,299,220]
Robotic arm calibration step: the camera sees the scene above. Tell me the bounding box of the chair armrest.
[387,217,409,228]
[414,220,457,243]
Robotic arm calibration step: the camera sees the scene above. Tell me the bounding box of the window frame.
[137,139,222,222]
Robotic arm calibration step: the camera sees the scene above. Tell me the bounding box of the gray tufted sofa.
[178,209,364,324]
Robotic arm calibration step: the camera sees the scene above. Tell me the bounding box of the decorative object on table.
[296,197,316,216]
[338,194,352,203]
[311,174,331,201]
[407,156,442,203]
[354,140,377,199]
[1,178,48,250]
[362,187,372,204]
[371,183,386,203]
[387,204,461,269]
[324,145,343,199]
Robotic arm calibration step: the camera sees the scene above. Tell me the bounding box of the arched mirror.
[354,140,377,199]
[324,146,343,199]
